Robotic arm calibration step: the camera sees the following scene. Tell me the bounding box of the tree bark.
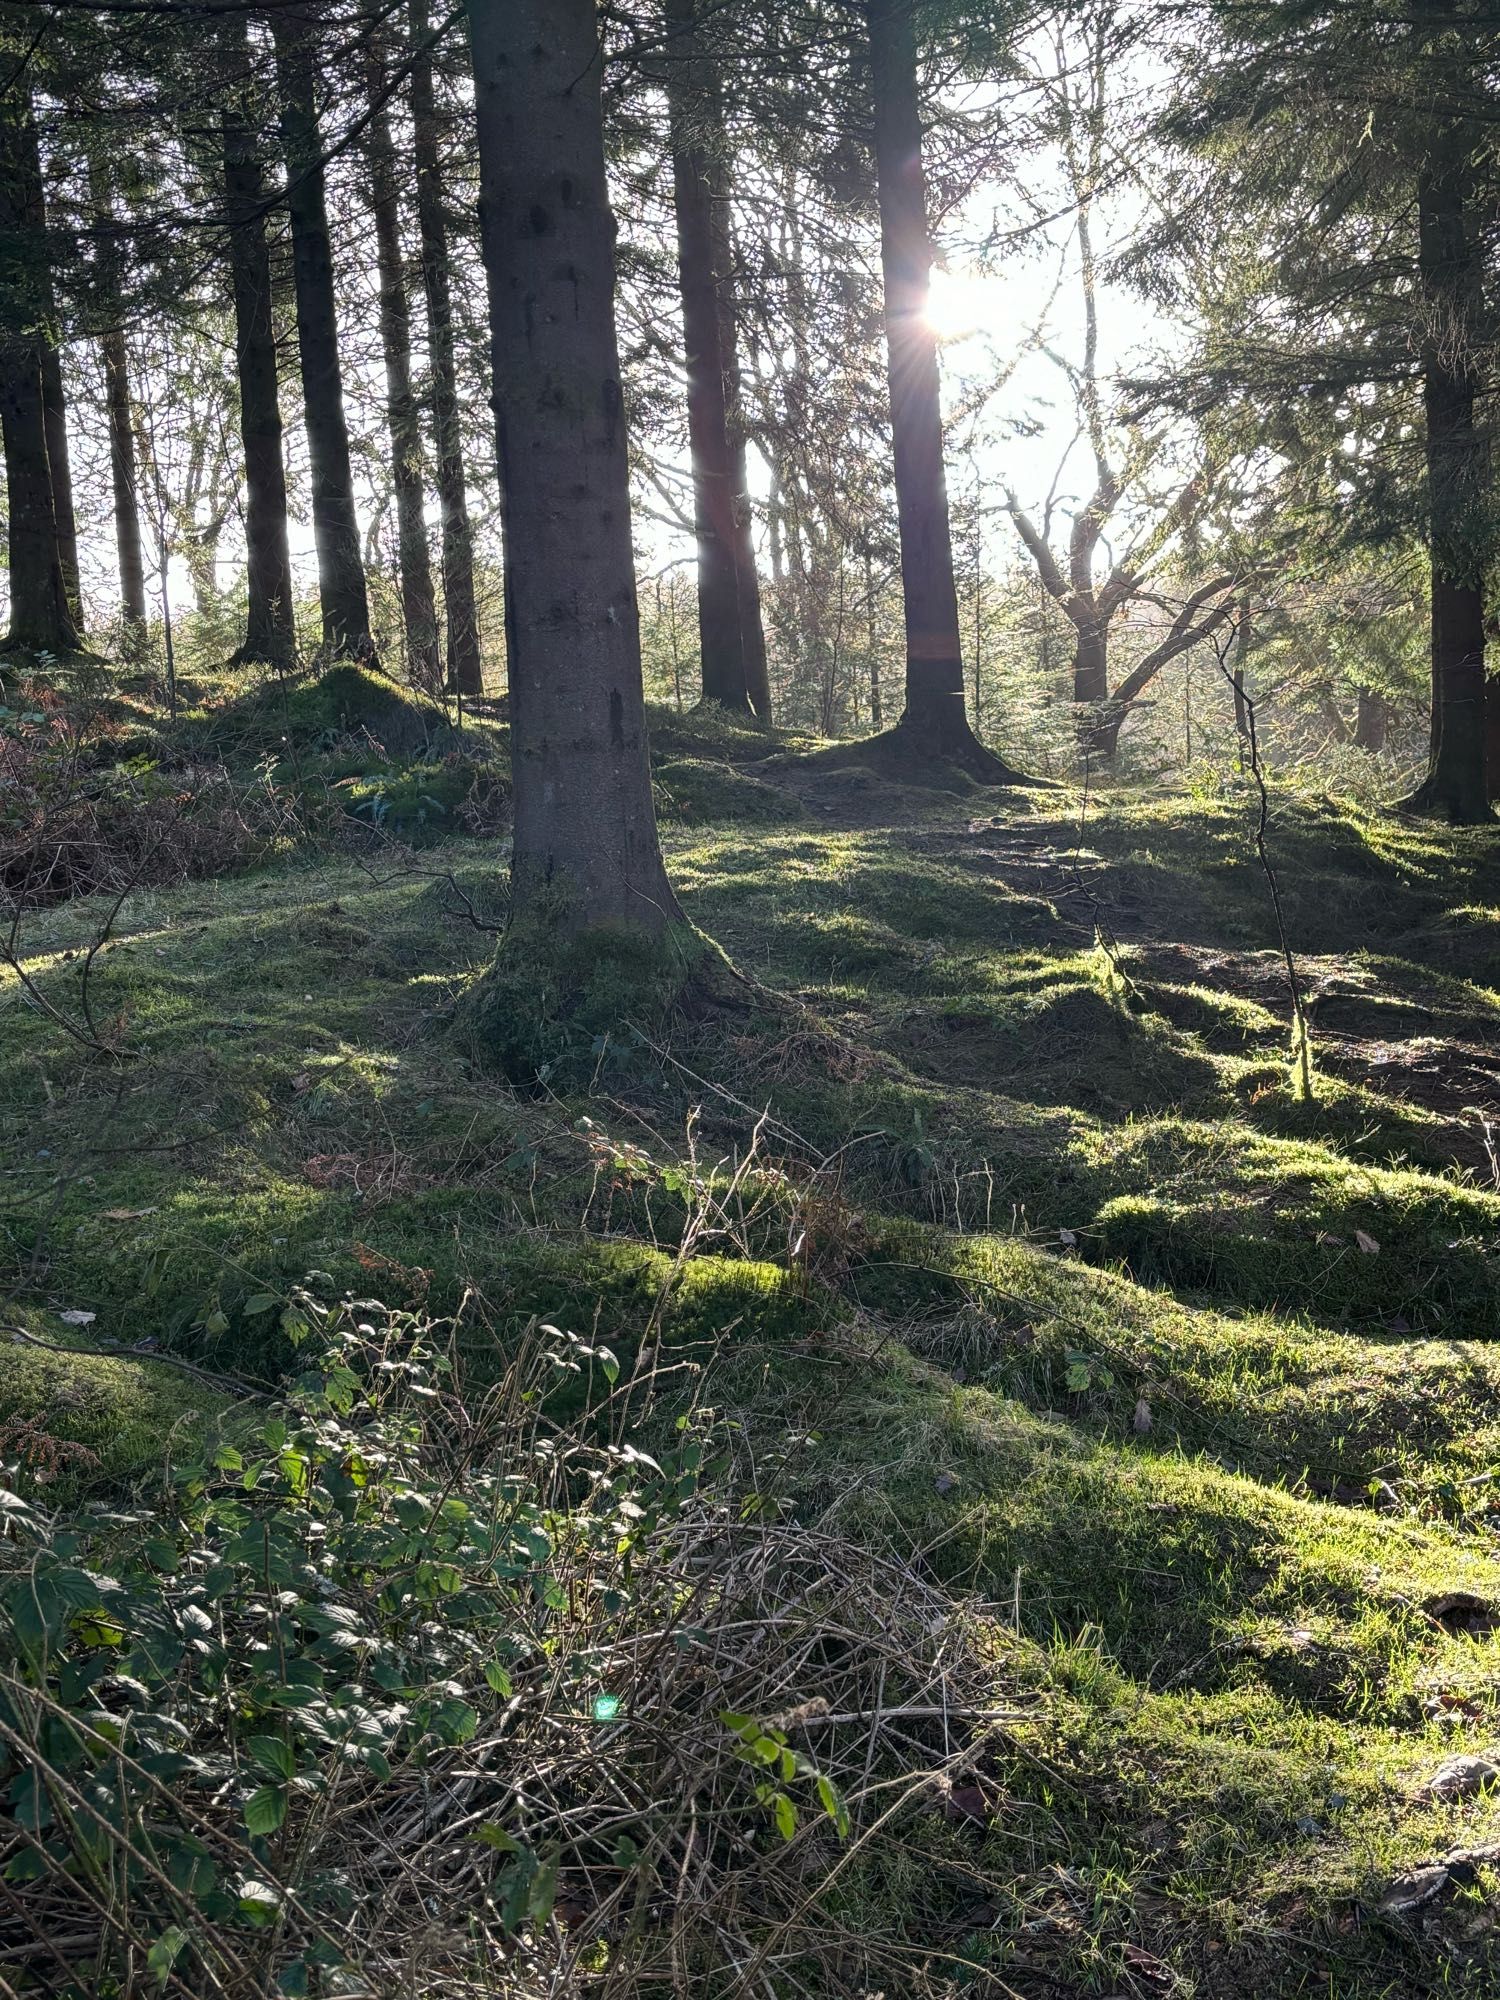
[0,77,80,654]
[221,22,297,668]
[411,0,483,695]
[39,344,80,631]
[1073,617,1108,708]
[364,30,440,689]
[468,0,683,933]
[1087,577,1239,758]
[88,155,148,646]
[1354,686,1386,752]
[665,0,769,720]
[102,329,147,641]
[866,0,1023,780]
[270,0,374,662]
[14,99,82,632]
[1402,148,1490,820]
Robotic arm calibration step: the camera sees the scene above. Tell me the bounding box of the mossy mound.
[284,663,450,754]
[455,906,756,1088]
[654,755,803,825]
[0,1334,231,1499]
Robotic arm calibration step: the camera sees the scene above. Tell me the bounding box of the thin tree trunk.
[364,30,440,688]
[0,78,80,654]
[270,0,374,662]
[1233,595,1251,740]
[411,0,482,695]
[468,0,683,934]
[222,21,296,668]
[1402,147,1490,820]
[88,153,149,646]
[865,546,882,728]
[665,0,768,720]
[866,0,1024,781]
[102,330,147,641]
[39,345,80,631]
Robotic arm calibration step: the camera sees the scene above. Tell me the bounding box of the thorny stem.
[1208,623,1315,1101]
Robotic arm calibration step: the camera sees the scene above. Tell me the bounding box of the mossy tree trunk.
[363,28,440,690]
[866,0,1027,782]
[666,0,770,722]
[270,0,375,663]
[468,0,686,943]
[411,0,483,697]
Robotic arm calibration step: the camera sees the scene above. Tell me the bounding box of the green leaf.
[243,1293,280,1317]
[245,1786,287,1836]
[147,1925,188,1985]
[773,1791,797,1841]
[236,1877,282,1927]
[484,1661,513,1697]
[528,1856,558,1925]
[249,1736,295,1781]
[816,1774,851,1838]
[473,1823,522,1854]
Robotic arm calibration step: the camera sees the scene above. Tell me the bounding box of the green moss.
[9,703,1500,1993]
[283,663,447,751]
[654,755,803,825]
[0,1336,231,1497]
[455,900,745,1087]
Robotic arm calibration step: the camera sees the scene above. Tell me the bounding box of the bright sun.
[925,266,988,343]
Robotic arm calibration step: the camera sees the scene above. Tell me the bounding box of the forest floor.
[4,663,1500,1996]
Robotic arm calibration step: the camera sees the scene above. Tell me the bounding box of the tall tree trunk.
[0,345,78,653]
[89,158,148,646]
[222,23,297,668]
[467,0,684,945]
[364,31,440,688]
[102,330,147,641]
[1402,145,1490,820]
[665,0,769,721]
[411,0,482,695]
[866,0,1025,781]
[15,99,82,632]
[270,0,374,662]
[0,78,80,654]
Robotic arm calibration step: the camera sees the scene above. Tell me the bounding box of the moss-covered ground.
[4,668,1500,1993]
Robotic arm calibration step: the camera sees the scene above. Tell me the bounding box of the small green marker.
[592,1693,622,1722]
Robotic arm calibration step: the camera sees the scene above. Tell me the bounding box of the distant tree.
[363,22,440,688]
[1002,8,1246,758]
[1159,0,1497,820]
[410,0,483,695]
[865,0,1030,780]
[664,0,772,719]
